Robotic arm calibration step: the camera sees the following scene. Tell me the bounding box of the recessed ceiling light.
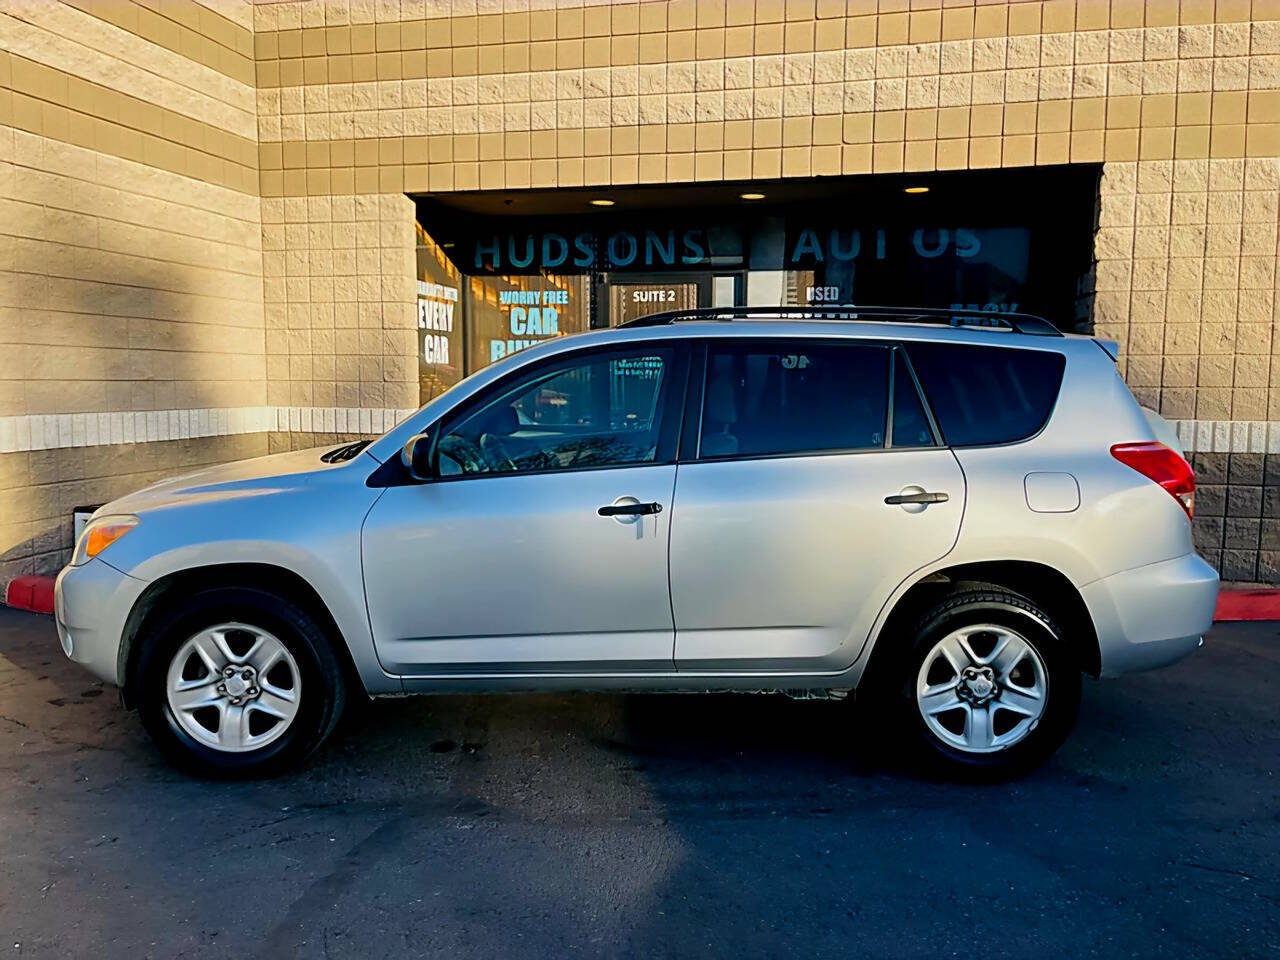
[904,186,930,194]
[740,192,766,200]
[589,198,615,206]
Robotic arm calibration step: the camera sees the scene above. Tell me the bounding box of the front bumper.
[1082,552,1219,678]
[54,558,149,687]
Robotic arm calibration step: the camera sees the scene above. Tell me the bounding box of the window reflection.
[701,343,889,459]
[438,352,671,477]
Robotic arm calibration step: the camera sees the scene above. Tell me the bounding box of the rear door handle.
[884,491,949,505]
[598,501,663,517]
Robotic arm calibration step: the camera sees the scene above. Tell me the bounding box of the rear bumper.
[1082,552,1219,678]
[54,559,148,687]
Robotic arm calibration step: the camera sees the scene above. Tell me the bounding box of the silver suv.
[54,307,1219,779]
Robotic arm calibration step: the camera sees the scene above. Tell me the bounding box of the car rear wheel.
[135,586,346,778]
[894,587,1080,779]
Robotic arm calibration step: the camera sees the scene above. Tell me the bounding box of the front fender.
[102,476,398,695]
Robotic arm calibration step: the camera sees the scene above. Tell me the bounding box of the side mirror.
[400,433,434,481]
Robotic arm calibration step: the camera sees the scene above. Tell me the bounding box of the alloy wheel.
[915,623,1048,754]
[165,623,302,752]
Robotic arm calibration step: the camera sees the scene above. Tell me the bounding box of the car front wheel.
[897,587,1081,779]
[135,586,346,778]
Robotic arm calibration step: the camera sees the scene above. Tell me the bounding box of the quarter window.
[698,342,889,459]
[905,342,1066,447]
[436,350,672,476]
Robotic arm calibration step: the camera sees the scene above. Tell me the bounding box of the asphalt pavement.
[0,607,1277,959]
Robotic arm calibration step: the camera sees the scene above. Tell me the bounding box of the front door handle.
[884,491,949,505]
[598,500,663,517]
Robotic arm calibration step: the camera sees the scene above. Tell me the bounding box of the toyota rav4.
[54,306,1219,779]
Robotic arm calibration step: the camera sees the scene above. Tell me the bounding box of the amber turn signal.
[75,516,139,565]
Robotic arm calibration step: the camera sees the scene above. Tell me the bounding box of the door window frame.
[891,344,944,449]
[681,337,942,464]
[421,340,693,484]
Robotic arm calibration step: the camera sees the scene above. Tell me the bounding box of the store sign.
[469,227,739,273]
[417,280,458,365]
[633,288,678,303]
[466,223,985,273]
[490,287,570,362]
[787,223,1031,312]
[786,226,983,266]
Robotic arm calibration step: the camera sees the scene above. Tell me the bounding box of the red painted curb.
[2,574,1276,622]
[4,575,55,615]
[1214,588,1280,622]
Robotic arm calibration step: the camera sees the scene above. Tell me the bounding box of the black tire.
[135,586,347,779]
[887,586,1081,781]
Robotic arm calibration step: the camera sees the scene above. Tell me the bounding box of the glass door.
[605,273,711,326]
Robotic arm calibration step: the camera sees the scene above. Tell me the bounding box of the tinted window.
[437,350,671,475]
[891,350,935,448]
[699,342,888,459]
[905,343,1065,446]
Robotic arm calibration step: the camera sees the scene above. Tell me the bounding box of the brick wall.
[0,0,268,577]
[1097,156,1279,423]
[246,1,1279,198]
[1190,450,1280,581]
[2,0,1279,581]
[260,191,418,436]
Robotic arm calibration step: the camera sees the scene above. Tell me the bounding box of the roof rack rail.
[619,304,1063,337]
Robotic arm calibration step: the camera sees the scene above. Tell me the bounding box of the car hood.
[99,446,362,516]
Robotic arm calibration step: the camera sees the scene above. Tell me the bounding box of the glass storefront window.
[414,166,1099,403]
[463,272,590,373]
[415,224,464,403]
[782,224,1032,317]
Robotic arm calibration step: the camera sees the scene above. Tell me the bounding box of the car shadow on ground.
[0,605,1240,796]
[3,609,1278,959]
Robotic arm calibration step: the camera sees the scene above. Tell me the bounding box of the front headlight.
[71,515,139,566]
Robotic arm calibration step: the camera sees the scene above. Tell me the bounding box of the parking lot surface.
[1,607,1277,959]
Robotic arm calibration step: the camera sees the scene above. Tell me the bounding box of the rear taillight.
[1110,442,1196,518]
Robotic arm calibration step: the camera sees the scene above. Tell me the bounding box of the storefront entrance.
[604,273,708,326]
[413,165,1100,404]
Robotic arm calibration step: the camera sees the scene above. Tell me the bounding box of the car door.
[362,342,687,677]
[670,339,964,673]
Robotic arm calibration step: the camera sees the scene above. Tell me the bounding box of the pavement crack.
[1173,859,1258,881]
[255,812,415,959]
[252,795,493,959]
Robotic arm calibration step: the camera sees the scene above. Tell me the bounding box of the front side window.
[436,349,672,476]
[698,342,889,459]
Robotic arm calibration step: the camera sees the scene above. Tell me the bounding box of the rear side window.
[905,343,1065,447]
[699,342,888,459]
